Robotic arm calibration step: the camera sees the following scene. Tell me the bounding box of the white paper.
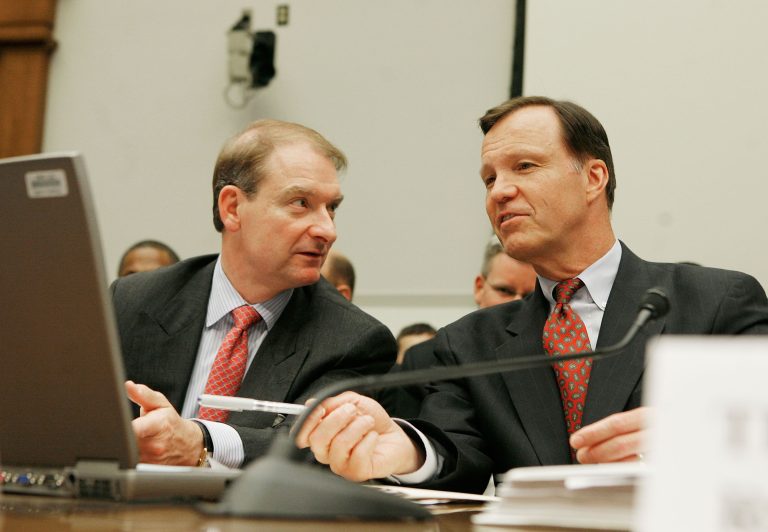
[636,336,768,531]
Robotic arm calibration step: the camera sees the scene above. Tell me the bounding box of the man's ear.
[473,274,485,306]
[218,185,242,232]
[336,284,353,302]
[584,159,610,205]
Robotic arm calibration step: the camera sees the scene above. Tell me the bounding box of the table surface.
[0,493,608,531]
[0,494,489,532]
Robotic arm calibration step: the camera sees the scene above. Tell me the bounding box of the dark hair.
[212,119,347,232]
[324,252,356,295]
[396,322,437,341]
[479,96,616,209]
[117,239,180,276]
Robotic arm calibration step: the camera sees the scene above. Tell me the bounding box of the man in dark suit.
[295,96,768,491]
[380,240,536,418]
[112,119,395,468]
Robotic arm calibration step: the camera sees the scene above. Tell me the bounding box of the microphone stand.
[202,288,669,520]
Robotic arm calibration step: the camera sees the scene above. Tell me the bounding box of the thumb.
[125,380,172,415]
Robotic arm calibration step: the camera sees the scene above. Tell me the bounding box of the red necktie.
[198,305,262,422]
[542,278,593,435]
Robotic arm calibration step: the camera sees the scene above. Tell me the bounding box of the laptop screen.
[0,153,137,470]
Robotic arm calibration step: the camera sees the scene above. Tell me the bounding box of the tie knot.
[231,305,261,330]
[553,278,584,305]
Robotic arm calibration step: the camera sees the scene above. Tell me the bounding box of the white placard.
[636,336,768,531]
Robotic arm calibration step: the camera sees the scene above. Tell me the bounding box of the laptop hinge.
[70,460,127,500]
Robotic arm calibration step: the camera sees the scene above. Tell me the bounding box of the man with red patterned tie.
[112,120,395,468]
[295,96,768,492]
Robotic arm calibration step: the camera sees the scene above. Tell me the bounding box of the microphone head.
[640,287,670,319]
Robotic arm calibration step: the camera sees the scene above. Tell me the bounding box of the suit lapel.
[498,244,670,460]
[498,286,572,465]
[582,243,666,425]
[236,286,309,403]
[143,261,214,411]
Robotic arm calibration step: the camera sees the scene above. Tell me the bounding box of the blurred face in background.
[474,252,537,308]
[118,247,176,277]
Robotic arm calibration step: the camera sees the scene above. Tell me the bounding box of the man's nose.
[489,174,520,204]
[309,209,337,243]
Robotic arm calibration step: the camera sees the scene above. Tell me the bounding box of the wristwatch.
[193,420,214,467]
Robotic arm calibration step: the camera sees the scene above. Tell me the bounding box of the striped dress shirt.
[180,257,292,468]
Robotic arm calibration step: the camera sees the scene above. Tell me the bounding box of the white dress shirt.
[394,240,622,484]
[179,257,292,468]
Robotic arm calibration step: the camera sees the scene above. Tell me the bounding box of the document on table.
[472,462,645,530]
[366,484,500,506]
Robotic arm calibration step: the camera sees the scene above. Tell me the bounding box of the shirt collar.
[539,240,622,311]
[206,257,293,329]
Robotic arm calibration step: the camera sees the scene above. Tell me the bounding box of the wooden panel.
[0,45,52,158]
[0,0,56,26]
[0,0,57,158]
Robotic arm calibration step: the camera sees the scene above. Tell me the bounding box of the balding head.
[321,249,356,301]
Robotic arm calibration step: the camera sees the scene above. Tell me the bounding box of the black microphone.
[203,287,670,521]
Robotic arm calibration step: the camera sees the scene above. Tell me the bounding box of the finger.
[575,429,643,464]
[313,391,367,414]
[133,429,167,463]
[307,403,358,463]
[326,415,376,469]
[125,381,172,413]
[125,381,148,416]
[296,392,371,448]
[336,430,380,482]
[124,380,139,404]
[325,393,394,433]
[131,412,164,440]
[295,392,365,447]
[294,404,326,447]
[616,453,644,463]
[570,407,647,450]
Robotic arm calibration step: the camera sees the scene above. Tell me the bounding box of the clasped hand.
[296,392,648,483]
[294,391,424,481]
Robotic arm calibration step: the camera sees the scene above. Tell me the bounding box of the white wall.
[43,0,513,335]
[43,1,768,336]
[525,0,768,283]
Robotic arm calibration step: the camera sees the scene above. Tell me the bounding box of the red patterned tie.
[198,305,262,422]
[542,278,593,435]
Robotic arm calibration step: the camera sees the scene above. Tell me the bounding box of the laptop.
[0,153,240,500]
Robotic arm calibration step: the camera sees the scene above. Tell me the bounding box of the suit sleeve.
[405,330,497,494]
[711,272,768,334]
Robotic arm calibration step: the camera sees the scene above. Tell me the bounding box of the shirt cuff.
[195,419,244,469]
[389,419,440,484]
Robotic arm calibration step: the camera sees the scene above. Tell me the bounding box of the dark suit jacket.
[111,254,396,463]
[409,243,768,493]
[378,339,437,418]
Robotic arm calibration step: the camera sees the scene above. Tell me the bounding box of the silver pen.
[198,394,306,415]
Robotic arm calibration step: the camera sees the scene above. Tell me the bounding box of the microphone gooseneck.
[639,287,670,319]
[287,286,671,451]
